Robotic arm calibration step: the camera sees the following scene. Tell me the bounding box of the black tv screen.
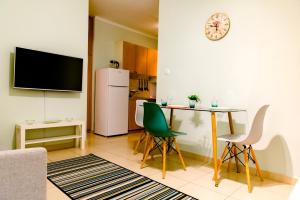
[14,47,83,92]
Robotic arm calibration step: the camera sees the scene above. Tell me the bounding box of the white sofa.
[0,148,47,200]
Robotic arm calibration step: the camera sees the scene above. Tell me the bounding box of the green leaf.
[187,94,200,102]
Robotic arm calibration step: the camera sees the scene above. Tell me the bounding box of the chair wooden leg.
[217,144,229,175]
[232,144,240,173]
[227,145,233,172]
[250,145,264,181]
[167,138,173,154]
[134,132,145,154]
[173,138,186,170]
[243,146,252,192]
[150,137,155,159]
[142,133,149,160]
[140,136,153,169]
[162,140,167,179]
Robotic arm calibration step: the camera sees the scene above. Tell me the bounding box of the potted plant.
[187,94,200,108]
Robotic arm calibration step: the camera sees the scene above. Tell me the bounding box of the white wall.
[92,18,158,128]
[93,17,157,70]
[0,0,88,148]
[158,0,300,178]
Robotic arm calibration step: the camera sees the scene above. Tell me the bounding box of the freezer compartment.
[108,68,129,87]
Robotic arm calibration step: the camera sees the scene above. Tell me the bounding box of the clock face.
[205,13,230,41]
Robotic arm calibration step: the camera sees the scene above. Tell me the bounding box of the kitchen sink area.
[128,74,156,130]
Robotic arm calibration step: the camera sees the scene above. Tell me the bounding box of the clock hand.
[210,24,218,31]
[216,22,220,31]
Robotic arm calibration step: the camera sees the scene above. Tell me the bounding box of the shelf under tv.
[15,120,86,149]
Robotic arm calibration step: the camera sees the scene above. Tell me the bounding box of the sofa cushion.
[0,148,47,200]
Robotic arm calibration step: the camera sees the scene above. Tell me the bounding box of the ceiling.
[89,0,159,37]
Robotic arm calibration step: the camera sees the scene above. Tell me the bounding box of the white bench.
[15,120,86,149]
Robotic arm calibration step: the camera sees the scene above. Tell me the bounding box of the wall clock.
[205,13,230,41]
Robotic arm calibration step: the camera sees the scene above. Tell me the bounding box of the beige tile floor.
[47,132,295,200]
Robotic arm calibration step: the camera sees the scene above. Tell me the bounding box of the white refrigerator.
[95,68,129,136]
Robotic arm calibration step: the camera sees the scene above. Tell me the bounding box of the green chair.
[140,102,186,179]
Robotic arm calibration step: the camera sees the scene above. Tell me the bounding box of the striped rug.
[47,154,198,200]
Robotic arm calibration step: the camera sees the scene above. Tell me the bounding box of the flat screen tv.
[14,47,83,92]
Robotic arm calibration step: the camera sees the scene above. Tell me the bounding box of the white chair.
[135,100,147,127]
[134,100,147,154]
[289,180,300,200]
[217,105,269,192]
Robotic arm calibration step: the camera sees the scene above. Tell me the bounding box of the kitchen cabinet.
[123,41,136,73]
[146,48,157,77]
[135,45,148,75]
[122,41,157,77]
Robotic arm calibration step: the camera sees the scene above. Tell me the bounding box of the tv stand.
[15,120,86,149]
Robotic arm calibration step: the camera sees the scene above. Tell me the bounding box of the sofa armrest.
[0,148,47,200]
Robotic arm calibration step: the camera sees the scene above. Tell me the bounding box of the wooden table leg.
[211,112,218,186]
[169,108,174,128]
[167,108,174,153]
[228,112,240,173]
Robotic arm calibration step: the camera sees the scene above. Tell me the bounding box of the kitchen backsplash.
[129,77,156,99]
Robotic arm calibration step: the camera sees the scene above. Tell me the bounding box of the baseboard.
[181,150,297,185]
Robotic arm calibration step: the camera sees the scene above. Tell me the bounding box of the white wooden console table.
[15,120,86,149]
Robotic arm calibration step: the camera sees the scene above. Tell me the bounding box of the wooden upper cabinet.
[146,48,157,77]
[122,41,157,76]
[123,41,136,72]
[135,45,148,75]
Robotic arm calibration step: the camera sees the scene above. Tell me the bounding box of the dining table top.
[161,105,246,113]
